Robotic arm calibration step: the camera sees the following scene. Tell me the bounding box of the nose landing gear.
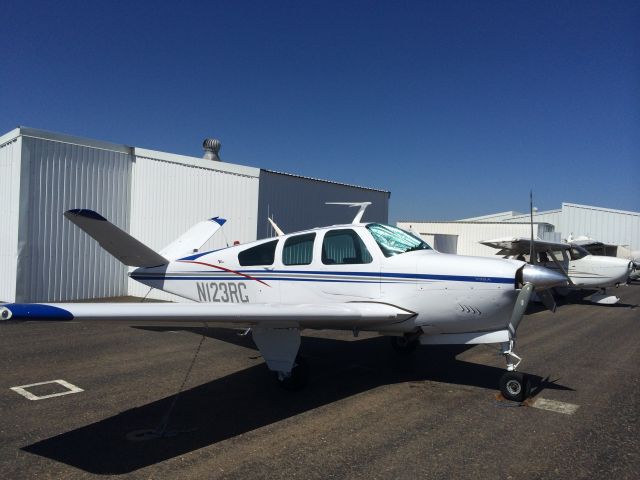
[499,340,529,402]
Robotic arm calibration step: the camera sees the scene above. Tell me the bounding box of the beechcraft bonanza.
[480,237,633,305]
[1,203,568,402]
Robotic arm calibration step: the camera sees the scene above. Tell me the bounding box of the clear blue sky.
[2,1,638,223]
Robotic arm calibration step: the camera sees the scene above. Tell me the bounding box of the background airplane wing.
[481,237,570,255]
[1,302,415,328]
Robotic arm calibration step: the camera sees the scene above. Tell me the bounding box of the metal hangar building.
[398,203,640,257]
[0,127,389,303]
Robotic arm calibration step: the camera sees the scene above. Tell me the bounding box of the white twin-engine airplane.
[1,203,567,402]
[480,237,633,305]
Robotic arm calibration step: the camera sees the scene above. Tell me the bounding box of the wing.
[1,302,415,328]
[481,237,570,255]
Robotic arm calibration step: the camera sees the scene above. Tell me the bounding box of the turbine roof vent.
[203,138,221,161]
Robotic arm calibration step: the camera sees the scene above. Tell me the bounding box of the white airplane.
[480,237,633,304]
[565,235,640,281]
[1,203,567,402]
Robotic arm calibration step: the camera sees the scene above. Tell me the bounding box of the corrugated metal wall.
[257,170,390,239]
[458,211,522,221]
[16,134,131,302]
[506,204,640,250]
[128,148,260,300]
[507,210,563,231]
[560,204,640,250]
[396,221,552,257]
[5,128,388,302]
[0,131,22,302]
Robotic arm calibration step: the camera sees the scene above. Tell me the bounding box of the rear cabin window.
[322,229,372,265]
[238,240,278,266]
[283,233,315,266]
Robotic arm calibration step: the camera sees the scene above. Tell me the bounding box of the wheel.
[499,371,529,402]
[390,335,419,355]
[276,356,309,391]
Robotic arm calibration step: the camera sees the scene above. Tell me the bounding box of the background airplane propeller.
[529,191,558,312]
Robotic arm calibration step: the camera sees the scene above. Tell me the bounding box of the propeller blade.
[508,283,534,337]
[538,288,557,312]
[530,190,536,265]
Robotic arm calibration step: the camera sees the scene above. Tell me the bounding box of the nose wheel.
[499,371,529,402]
[499,340,529,402]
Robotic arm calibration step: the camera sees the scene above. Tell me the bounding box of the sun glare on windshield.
[366,223,432,257]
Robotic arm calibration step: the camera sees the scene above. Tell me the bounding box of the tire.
[390,335,419,355]
[499,371,529,402]
[276,356,309,391]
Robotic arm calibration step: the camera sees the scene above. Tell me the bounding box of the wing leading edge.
[1,302,415,328]
[481,237,570,255]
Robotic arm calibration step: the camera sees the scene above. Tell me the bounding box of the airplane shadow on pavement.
[22,327,572,474]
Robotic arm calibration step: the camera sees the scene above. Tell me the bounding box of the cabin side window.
[283,233,316,266]
[321,229,372,265]
[238,240,279,266]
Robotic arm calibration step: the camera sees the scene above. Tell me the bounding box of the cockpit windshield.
[366,223,432,257]
[569,244,590,260]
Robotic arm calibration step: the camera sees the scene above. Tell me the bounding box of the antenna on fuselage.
[326,202,372,224]
[268,217,285,236]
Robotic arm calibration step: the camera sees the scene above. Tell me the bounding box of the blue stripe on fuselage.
[178,248,228,261]
[130,270,513,284]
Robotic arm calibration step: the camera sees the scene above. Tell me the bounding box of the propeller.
[508,283,534,336]
[529,190,535,266]
[537,289,557,312]
[528,190,557,312]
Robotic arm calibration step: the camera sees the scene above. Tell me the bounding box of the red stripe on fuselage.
[178,260,271,287]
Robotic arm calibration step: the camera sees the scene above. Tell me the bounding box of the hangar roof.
[262,169,390,195]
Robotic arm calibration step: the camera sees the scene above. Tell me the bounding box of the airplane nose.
[520,264,567,289]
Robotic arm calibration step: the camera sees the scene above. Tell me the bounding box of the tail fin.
[65,210,227,267]
[160,217,226,260]
[65,210,169,267]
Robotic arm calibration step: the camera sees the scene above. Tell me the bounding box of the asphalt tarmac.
[1,285,638,479]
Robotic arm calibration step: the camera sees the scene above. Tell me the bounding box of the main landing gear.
[275,355,309,391]
[499,340,529,402]
[390,333,420,355]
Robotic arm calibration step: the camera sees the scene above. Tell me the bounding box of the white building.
[0,127,389,302]
[501,203,640,252]
[399,202,640,257]
[396,221,557,256]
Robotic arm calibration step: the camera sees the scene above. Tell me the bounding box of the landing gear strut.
[390,333,420,355]
[499,340,529,402]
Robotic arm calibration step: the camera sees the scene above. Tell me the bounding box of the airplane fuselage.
[130,223,525,335]
[544,254,631,288]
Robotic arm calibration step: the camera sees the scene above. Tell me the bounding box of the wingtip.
[211,217,227,226]
[1,304,74,321]
[64,209,107,221]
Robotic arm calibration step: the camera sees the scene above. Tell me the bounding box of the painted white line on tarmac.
[10,379,84,401]
[529,397,579,415]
